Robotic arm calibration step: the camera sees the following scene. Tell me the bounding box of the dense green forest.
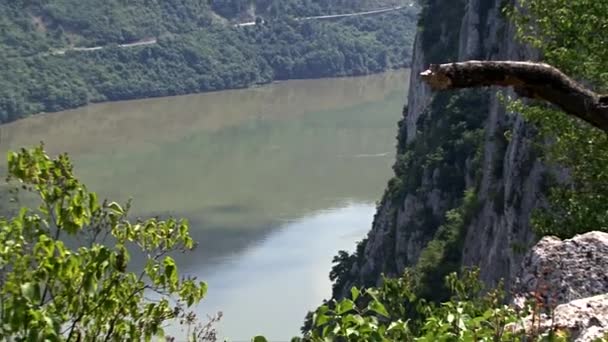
[0,0,416,123]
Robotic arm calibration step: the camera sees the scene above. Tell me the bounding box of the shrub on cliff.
[304,268,576,341]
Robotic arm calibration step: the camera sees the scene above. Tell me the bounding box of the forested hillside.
[0,0,416,123]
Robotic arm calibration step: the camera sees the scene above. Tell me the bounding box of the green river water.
[0,69,410,340]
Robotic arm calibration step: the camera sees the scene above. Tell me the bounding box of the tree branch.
[420,61,608,133]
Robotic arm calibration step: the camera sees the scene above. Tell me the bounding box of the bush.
[0,145,209,340]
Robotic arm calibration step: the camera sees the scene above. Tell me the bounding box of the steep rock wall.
[333,0,544,298]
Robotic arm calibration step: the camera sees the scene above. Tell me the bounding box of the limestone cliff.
[332,0,547,298]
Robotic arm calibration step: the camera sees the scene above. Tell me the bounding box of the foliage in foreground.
[302,268,576,341]
[0,145,208,341]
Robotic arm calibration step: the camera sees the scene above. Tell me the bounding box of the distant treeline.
[0,0,416,122]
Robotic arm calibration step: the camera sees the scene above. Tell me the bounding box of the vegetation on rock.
[314,0,608,340]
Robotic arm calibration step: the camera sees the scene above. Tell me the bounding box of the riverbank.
[0,8,417,124]
[28,65,407,119]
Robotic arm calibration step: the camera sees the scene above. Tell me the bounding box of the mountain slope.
[0,0,417,123]
[0,0,214,57]
[0,0,408,57]
[330,0,544,300]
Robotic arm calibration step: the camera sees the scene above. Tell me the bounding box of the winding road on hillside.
[235,4,413,27]
[45,4,414,56]
[49,39,158,55]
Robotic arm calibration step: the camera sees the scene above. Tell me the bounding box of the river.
[0,69,410,341]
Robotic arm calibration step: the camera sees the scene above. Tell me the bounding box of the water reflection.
[0,70,409,156]
[0,70,410,341]
[176,203,375,341]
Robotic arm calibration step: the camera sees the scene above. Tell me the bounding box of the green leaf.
[314,312,331,327]
[336,299,355,315]
[367,300,389,318]
[447,313,455,323]
[321,324,334,339]
[107,202,124,215]
[163,256,178,285]
[343,314,366,327]
[350,287,360,301]
[83,273,97,294]
[458,317,466,331]
[387,320,408,332]
[21,282,40,303]
[354,314,365,326]
[345,327,359,336]
[196,281,208,300]
[89,192,99,213]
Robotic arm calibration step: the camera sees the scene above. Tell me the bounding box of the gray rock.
[511,294,608,342]
[333,0,542,299]
[512,232,608,307]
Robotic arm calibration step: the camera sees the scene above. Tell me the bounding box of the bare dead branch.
[420,61,608,132]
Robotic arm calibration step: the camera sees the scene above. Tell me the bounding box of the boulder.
[509,231,608,341]
[512,294,608,342]
[512,231,608,308]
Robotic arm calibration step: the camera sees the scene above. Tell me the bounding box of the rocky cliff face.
[512,231,608,307]
[333,0,547,297]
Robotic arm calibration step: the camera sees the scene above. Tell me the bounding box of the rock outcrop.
[512,294,608,342]
[512,231,608,307]
[510,232,608,341]
[333,0,543,298]
[330,0,608,338]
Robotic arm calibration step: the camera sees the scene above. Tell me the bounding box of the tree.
[420,61,608,133]
[0,145,210,341]
[506,0,608,237]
